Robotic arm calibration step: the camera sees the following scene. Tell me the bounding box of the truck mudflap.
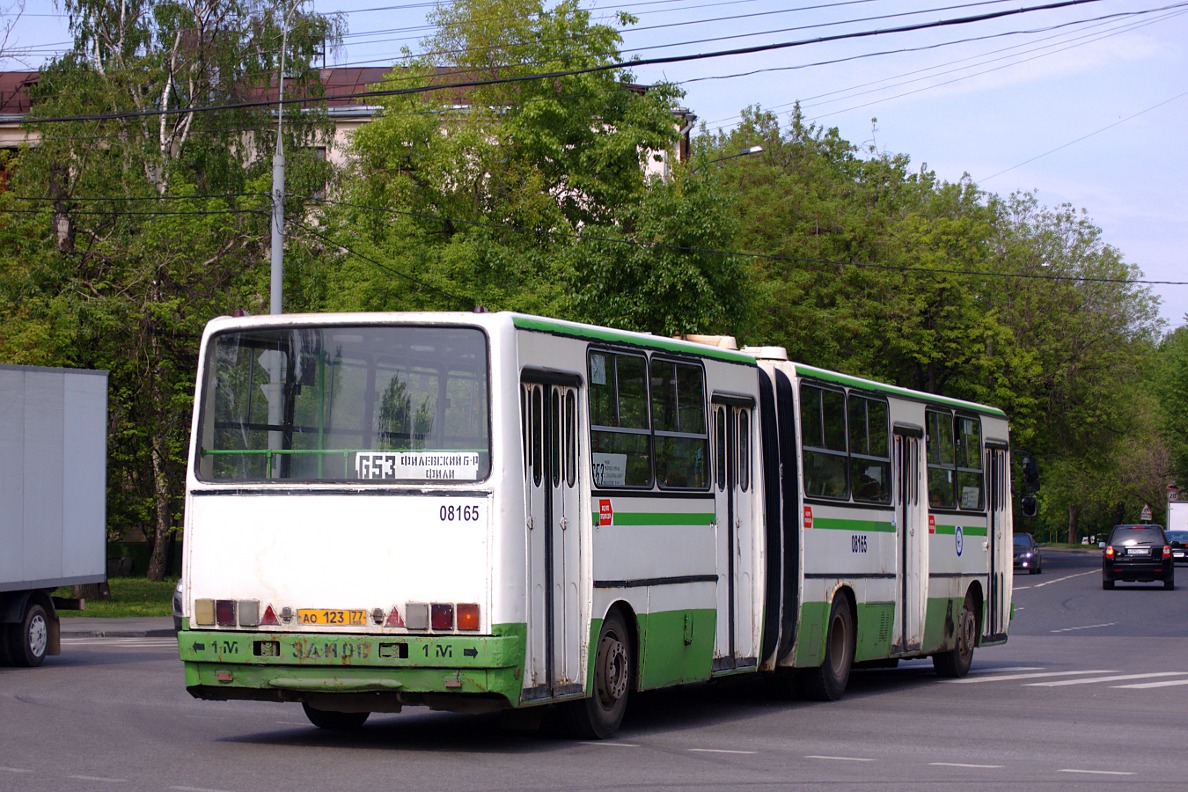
[179,626,527,707]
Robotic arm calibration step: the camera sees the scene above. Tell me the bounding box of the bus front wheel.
[796,596,854,701]
[933,592,977,678]
[565,609,632,739]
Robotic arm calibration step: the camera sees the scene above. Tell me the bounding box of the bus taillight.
[457,603,480,631]
[431,603,454,630]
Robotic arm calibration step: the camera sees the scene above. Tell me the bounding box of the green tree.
[1154,326,1188,487]
[326,0,747,334]
[0,0,340,579]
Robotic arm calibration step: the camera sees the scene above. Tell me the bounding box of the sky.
[4,0,1186,329]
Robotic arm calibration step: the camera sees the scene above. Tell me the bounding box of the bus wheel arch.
[796,587,856,702]
[933,585,981,679]
[565,604,636,739]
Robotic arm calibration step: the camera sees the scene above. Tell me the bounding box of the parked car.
[1013,532,1042,574]
[1166,530,1188,564]
[1102,524,1174,590]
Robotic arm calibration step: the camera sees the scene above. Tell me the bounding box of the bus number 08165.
[440,505,481,522]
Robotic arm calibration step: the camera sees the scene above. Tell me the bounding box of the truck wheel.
[10,602,50,667]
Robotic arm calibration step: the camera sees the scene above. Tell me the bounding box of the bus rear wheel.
[796,596,854,701]
[302,702,369,730]
[933,592,977,678]
[565,609,632,739]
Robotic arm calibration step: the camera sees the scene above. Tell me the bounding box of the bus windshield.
[195,324,490,483]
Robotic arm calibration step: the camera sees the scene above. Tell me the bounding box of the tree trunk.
[1067,502,1079,545]
[145,429,173,581]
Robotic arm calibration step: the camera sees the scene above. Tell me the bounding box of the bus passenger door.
[986,446,1011,639]
[894,428,924,653]
[522,377,584,700]
[712,399,757,671]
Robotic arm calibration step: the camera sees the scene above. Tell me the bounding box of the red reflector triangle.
[385,607,405,628]
[261,605,280,626]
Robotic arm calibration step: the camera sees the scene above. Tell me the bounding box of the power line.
[979,87,1188,181]
[20,0,1118,126]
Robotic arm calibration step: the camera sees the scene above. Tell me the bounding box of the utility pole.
[270,5,293,315]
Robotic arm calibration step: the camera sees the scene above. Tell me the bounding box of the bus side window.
[532,386,544,487]
[956,416,983,510]
[566,390,577,488]
[926,409,955,508]
[800,383,847,499]
[651,359,709,490]
[588,350,652,488]
[738,409,750,492]
[848,395,890,504]
[715,405,727,491]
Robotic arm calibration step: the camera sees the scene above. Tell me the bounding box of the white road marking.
[0,768,33,774]
[1014,569,1097,589]
[949,670,1115,684]
[1026,672,1188,687]
[1115,677,1188,689]
[68,775,126,783]
[1058,769,1134,776]
[929,763,1004,769]
[578,741,639,748]
[688,748,756,755]
[1049,622,1117,633]
[806,755,874,762]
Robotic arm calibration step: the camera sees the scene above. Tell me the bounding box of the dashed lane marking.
[1026,672,1188,687]
[949,670,1116,684]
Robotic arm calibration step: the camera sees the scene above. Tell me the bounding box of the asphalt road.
[4,548,1188,791]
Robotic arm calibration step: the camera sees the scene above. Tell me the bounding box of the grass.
[54,577,177,618]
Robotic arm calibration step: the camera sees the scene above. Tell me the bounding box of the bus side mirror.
[1021,495,1037,518]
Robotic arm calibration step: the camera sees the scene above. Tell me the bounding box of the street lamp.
[692,145,763,174]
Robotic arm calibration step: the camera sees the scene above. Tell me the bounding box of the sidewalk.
[58,616,176,638]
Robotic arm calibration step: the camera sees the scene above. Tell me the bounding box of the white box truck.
[1169,500,1188,534]
[0,364,108,667]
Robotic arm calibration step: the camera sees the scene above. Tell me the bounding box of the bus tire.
[565,609,632,739]
[9,602,50,668]
[796,596,854,702]
[301,702,369,730]
[933,592,977,678]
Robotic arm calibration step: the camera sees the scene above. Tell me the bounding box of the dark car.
[1102,524,1174,590]
[1167,530,1188,564]
[1013,532,1042,575]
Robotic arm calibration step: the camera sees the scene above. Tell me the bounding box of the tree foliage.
[0,0,339,579]
[326,0,747,336]
[697,105,1165,536]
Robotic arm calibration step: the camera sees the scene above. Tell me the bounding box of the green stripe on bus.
[590,511,717,527]
[811,516,895,533]
[513,314,757,365]
[932,524,989,537]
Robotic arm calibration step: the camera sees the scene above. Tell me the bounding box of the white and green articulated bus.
[178,311,1014,737]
